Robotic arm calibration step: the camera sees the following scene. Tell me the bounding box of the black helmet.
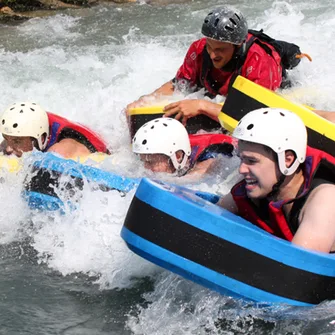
[201,7,248,44]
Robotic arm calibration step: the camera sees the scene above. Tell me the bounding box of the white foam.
[1,1,334,330]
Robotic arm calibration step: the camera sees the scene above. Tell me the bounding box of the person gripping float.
[127,6,311,128]
[132,117,234,177]
[0,102,110,158]
[217,107,335,253]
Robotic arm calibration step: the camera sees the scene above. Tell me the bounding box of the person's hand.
[163,99,202,125]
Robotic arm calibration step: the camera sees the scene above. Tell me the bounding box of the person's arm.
[125,80,175,113]
[152,80,175,96]
[216,192,239,214]
[140,80,175,100]
[163,99,222,125]
[292,184,335,253]
[313,110,335,123]
[183,158,216,179]
[126,39,203,113]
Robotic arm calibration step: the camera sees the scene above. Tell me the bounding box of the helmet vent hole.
[163,123,168,127]
[21,104,25,106]
[30,108,35,112]
[247,124,254,130]
[1,120,4,125]
[20,109,24,113]
[280,112,285,116]
[151,125,154,129]
[230,18,237,26]
[154,119,159,122]
[263,111,268,114]
[10,107,14,110]
[204,19,209,23]
[225,25,234,32]
[234,13,241,21]
[13,123,18,128]
[142,139,147,145]
[214,18,220,26]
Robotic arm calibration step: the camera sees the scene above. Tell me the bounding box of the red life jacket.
[175,34,282,98]
[46,112,109,154]
[189,133,235,166]
[231,146,335,241]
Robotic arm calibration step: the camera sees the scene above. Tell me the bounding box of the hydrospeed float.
[128,76,335,157]
[218,76,335,156]
[26,153,140,211]
[121,178,335,307]
[128,105,221,138]
[0,131,236,211]
[0,152,139,211]
[122,78,335,306]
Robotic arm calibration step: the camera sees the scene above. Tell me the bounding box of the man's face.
[206,38,236,69]
[140,154,175,173]
[237,141,281,199]
[2,135,34,157]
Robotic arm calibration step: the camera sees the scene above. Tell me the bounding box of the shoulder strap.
[227,34,257,91]
[200,48,212,88]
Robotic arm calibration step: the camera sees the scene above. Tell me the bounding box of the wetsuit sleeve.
[241,44,282,91]
[174,39,205,91]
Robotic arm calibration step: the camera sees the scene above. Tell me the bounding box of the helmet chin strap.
[266,159,300,200]
[266,174,286,200]
[221,42,247,72]
[238,41,247,55]
[32,138,40,150]
[170,154,192,177]
[267,153,296,200]
[233,41,246,58]
[170,153,189,173]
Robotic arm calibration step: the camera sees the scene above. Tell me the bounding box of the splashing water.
[1,0,335,333]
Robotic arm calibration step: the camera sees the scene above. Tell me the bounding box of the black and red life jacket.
[46,112,109,154]
[189,133,235,167]
[231,146,335,241]
[200,29,302,97]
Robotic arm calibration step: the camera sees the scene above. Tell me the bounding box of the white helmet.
[0,102,50,150]
[233,108,307,175]
[132,118,191,171]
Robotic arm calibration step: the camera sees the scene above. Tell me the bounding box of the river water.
[1,1,335,334]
